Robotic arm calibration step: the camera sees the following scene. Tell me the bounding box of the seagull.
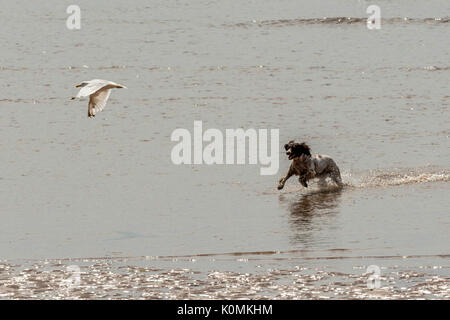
[72,79,127,118]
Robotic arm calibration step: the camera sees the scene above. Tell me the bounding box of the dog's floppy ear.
[298,142,311,156]
[284,140,295,151]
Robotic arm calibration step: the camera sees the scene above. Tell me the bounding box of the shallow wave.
[230,17,450,28]
[402,66,450,72]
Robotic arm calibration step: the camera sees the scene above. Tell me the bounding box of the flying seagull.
[72,79,127,118]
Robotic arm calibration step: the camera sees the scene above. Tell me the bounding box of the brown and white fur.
[277,141,343,190]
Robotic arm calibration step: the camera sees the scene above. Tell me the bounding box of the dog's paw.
[277,184,284,190]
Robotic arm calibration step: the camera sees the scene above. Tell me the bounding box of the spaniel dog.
[277,141,343,190]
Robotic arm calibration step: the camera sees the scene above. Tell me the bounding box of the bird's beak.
[75,83,82,88]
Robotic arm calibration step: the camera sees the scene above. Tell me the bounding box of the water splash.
[354,169,450,188]
[271,167,449,195]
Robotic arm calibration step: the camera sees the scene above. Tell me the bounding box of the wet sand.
[0,0,449,299]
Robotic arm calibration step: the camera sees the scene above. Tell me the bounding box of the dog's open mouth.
[287,153,295,160]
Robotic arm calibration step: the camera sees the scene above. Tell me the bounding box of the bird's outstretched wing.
[76,79,118,98]
[88,88,111,117]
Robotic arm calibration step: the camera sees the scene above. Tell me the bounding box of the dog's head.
[284,141,311,160]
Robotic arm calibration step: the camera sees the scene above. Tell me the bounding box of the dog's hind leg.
[331,169,344,187]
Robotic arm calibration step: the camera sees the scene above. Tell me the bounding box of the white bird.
[72,79,127,118]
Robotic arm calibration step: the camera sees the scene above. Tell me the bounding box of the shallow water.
[0,0,449,298]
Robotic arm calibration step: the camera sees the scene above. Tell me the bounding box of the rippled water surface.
[0,0,449,298]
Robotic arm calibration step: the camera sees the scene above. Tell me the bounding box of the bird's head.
[75,82,88,88]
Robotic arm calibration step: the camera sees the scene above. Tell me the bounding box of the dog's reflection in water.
[280,187,343,236]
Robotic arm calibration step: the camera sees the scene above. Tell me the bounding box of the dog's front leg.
[298,175,308,188]
[278,166,294,190]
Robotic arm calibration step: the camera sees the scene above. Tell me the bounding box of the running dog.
[277,141,343,190]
